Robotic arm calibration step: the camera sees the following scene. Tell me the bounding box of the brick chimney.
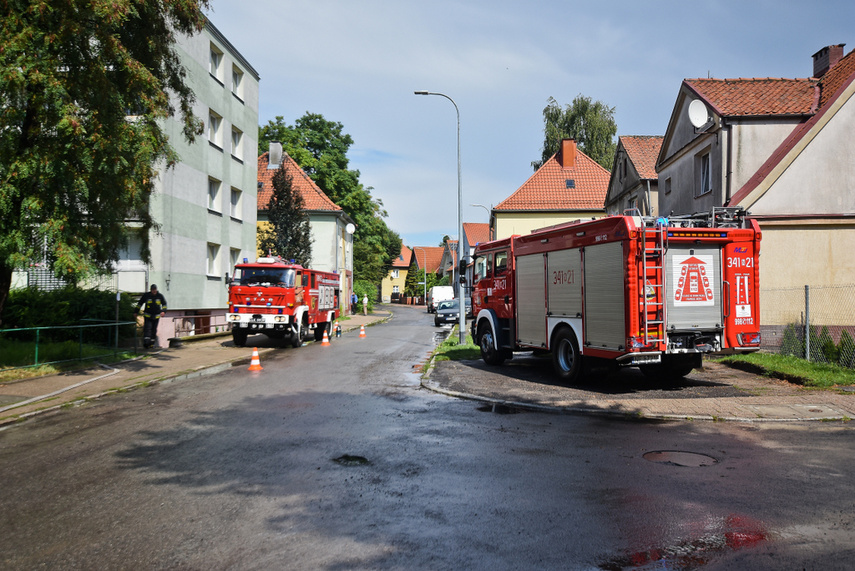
[558,139,576,168]
[812,44,845,78]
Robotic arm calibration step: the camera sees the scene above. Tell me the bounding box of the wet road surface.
[1,306,854,569]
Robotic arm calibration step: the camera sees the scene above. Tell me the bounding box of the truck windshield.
[236,268,295,287]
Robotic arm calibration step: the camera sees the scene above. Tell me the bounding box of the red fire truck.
[226,256,340,348]
[470,208,761,382]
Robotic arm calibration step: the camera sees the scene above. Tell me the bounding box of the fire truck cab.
[470,208,761,383]
[227,257,340,348]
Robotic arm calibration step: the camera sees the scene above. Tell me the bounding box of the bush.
[818,326,839,364]
[839,330,855,369]
[353,280,377,313]
[780,323,803,358]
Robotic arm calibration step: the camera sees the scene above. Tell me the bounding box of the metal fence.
[760,284,855,368]
[0,320,138,370]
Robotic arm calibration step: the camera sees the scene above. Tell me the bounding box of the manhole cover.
[643,450,717,467]
[333,454,370,466]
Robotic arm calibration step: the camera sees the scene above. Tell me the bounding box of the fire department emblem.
[673,255,714,306]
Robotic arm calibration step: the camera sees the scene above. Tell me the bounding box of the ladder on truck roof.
[640,220,667,345]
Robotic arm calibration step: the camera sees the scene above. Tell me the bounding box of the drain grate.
[643,450,717,467]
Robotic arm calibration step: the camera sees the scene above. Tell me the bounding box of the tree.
[533,95,617,171]
[258,113,401,282]
[0,0,208,324]
[257,165,312,266]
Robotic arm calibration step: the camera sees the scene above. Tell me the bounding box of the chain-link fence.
[760,284,855,368]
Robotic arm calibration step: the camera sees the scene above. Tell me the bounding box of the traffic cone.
[248,347,263,371]
[321,328,331,346]
[359,325,366,338]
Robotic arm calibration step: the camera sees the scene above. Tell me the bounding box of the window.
[208,110,222,148]
[232,65,244,99]
[231,127,242,160]
[209,44,223,82]
[230,248,241,274]
[207,243,220,276]
[494,251,508,276]
[391,269,399,279]
[229,187,241,219]
[696,152,712,197]
[664,177,672,195]
[208,178,221,211]
[392,285,400,294]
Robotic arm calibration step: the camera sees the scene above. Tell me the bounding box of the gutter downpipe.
[724,119,733,205]
[645,180,652,216]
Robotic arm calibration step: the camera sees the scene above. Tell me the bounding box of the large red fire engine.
[226,256,340,347]
[470,207,761,382]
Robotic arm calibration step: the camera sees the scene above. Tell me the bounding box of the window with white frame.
[230,187,241,219]
[391,269,399,279]
[232,65,244,99]
[208,178,221,211]
[230,248,241,274]
[231,127,242,160]
[392,285,400,294]
[208,110,222,148]
[210,44,223,81]
[207,243,220,276]
[696,152,712,197]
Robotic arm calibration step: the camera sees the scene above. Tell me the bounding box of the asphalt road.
[1,307,854,569]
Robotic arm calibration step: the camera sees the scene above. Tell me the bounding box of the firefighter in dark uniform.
[137,284,167,348]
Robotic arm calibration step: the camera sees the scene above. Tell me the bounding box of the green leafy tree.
[533,94,617,170]
[0,0,209,324]
[258,113,401,282]
[257,165,312,266]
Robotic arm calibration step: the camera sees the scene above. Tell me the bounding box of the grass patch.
[433,327,480,362]
[718,353,855,388]
[0,346,140,383]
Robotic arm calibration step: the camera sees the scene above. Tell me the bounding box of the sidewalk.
[0,309,391,427]
[2,305,854,426]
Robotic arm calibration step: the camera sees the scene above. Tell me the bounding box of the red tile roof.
[730,47,855,205]
[495,143,609,211]
[257,152,341,212]
[391,245,412,268]
[685,78,818,117]
[463,222,491,245]
[410,246,444,274]
[619,136,663,180]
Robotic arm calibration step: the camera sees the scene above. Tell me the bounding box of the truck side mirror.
[224,273,231,286]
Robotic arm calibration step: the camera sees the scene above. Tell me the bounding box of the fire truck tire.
[232,328,248,347]
[640,354,700,382]
[314,322,330,342]
[552,328,582,384]
[478,322,506,366]
[290,325,303,348]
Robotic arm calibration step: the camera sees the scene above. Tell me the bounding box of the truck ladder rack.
[640,222,667,345]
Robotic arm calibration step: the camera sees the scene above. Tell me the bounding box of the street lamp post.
[471,203,493,240]
[413,246,427,310]
[415,90,465,343]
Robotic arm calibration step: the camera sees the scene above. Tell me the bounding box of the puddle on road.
[599,514,767,570]
[433,330,450,345]
[643,450,718,467]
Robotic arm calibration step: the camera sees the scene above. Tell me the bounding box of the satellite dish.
[345,223,355,235]
[688,99,710,128]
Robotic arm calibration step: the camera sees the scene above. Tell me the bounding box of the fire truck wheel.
[552,328,582,384]
[232,328,248,347]
[314,322,330,342]
[290,325,303,348]
[478,322,506,366]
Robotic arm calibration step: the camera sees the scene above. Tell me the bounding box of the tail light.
[737,332,761,346]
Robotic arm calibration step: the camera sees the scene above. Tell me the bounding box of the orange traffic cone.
[248,347,263,371]
[321,328,331,346]
[359,325,366,338]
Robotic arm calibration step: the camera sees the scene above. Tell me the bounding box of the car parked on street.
[433,298,472,326]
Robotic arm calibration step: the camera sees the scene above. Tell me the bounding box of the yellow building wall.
[494,211,605,239]
[381,269,409,303]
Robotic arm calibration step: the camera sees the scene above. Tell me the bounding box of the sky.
[203,0,853,249]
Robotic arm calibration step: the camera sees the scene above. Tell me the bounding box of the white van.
[427,286,455,313]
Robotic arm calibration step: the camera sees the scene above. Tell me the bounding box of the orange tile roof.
[463,222,490,245]
[410,246,444,274]
[257,152,342,212]
[495,145,609,211]
[391,245,412,268]
[685,78,818,117]
[818,46,855,109]
[619,136,663,180]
